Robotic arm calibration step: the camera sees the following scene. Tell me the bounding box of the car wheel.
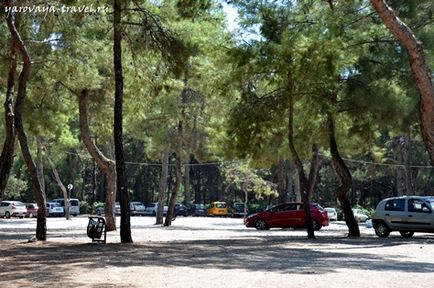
[255,219,268,230]
[152,211,156,216]
[374,222,390,238]
[399,231,414,238]
[5,211,11,219]
[312,220,321,230]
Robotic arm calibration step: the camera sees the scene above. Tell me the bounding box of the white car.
[145,203,168,216]
[130,202,146,216]
[352,209,369,222]
[51,198,80,216]
[0,201,27,218]
[46,202,64,217]
[325,207,337,221]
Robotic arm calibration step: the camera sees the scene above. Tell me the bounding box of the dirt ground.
[1,216,434,288]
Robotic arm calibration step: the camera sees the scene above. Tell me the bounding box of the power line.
[63,150,434,169]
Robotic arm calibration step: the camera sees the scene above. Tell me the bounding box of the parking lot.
[1,216,434,287]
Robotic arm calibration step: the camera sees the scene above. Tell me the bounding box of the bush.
[80,201,91,214]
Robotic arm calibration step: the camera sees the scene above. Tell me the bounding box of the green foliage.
[222,162,278,201]
[4,176,28,201]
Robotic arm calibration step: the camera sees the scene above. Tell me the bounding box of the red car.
[245,202,329,230]
[25,203,38,218]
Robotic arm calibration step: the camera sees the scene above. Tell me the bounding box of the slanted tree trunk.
[79,89,116,231]
[6,4,46,240]
[164,121,183,227]
[156,148,169,225]
[114,0,132,243]
[327,113,360,237]
[0,23,17,201]
[44,143,70,220]
[370,0,434,164]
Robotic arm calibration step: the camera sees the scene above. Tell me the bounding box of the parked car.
[325,207,337,221]
[96,205,105,216]
[174,203,188,216]
[51,198,80,216]
[245,202,329,230]
[115,202,121,215]
[25,203,38,218]
[231,202,248,218]
[372,196,434,238]
[130,202,146,216]
[189,204,207,216]
[352,209,369,222]
[46,202,64,217]
[145,203,168,216]
[0,201,27,218]
[208,201,228,217]
[96,203,120,216]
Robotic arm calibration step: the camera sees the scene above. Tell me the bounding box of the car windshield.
[195,204,205,209]
[51,203,61,207]
[14,202,25,207]
[215,203,226,208]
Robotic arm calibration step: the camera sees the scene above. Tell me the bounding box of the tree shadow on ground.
[1,234,434,286]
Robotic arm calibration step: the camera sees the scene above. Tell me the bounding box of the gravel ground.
[1,216,434,288]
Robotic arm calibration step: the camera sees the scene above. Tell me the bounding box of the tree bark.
[156,148,169,225]
[164,122,183,227]
[327,113,360,237]
[0,22,17,201]
[114,0,132,243]
[276,158,286,203]
[78,90,116,231]
[370,0,434,164]
[36,137,45,194]
[288,91,315,239]
[44,143,70,220]
[184,153,191,208]
[6,4,47,240]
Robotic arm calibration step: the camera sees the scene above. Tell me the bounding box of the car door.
[406,198,434,230]
[267,204,288,228]
[383,198,407,229]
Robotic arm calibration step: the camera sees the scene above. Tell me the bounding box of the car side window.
[408,199,432,213]
[385,199,405,211]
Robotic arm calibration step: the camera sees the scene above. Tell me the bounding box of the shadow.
[1,234,434,286]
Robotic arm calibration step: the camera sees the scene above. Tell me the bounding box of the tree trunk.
[36,137,45,194]
[327,113,360,237]
[288,91,315,239]
[164,121,183,227]
[78,90,116,231]
[114,0,132,243]
[276,158,286,203]
[156,148,169,225]
[7,6,46,240]
[286,162,294,201]
[242,180,248,224]
[0,22,17,201]
[45,143,70,220]
[184,153,191,208]
[370,0,434,164]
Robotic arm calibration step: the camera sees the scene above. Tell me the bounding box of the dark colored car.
[231,202,248,218]
[175,204,188,216]
[189,204,207,216]
[245,202,329,230]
